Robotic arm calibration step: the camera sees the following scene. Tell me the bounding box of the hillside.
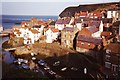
[59,2,120,17]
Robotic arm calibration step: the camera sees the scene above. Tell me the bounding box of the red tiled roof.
[37,20,44,25]
[27,38,31,40]
[42,22,48,26]
[31,18,37,21]
[106,43,120,54]
[30,29,39,34]
[93,12,101,17]
[21,21,29,27]
[51,28,59,33]
[14,29,21,35]
[101,31,112,36]
[56,19,63,24]
[78,27,91,36]
[79,11,88,17]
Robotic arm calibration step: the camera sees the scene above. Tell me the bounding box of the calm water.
[2,15,58,29]
[1,15,58,63]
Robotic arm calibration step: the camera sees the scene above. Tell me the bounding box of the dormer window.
[81,42,84,45]
[106,49,111,54]
[88,43,90,46]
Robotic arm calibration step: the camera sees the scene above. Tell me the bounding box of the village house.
[12,20,42,44]
[48,20,56,28]
[87,20,103,37]
[73,18,82,30]
[44,28,60,43]
[24,29,40,44]
[55,17,74,30]
[102,18,113,32]
[74,11,89,18]
[89,12,102,19]
[104,43,120,76]
[73,17,93,31]
[107,8,120,22]
[75,19,103,38]
[32,25,44,36]
[13,26,41,44]
[112,20,120,42]
[29,18,37,27]
[76,29,102,53]
[55,18,64,30]
[101,31,116,46]
[21,21,30,28]
[63,17,74,27]
[61,27,78,49]
[112,21,120,35]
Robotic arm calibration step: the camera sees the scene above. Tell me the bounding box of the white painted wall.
[55,24,64,30]
[45,28,60,43]
[107,11,112,18]
[99,21,103,32]
[0,26,3,32]
[76,23,82,30]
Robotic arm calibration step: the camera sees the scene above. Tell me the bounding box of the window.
[65,34,66,38]
[105,62,111,68]
[64,40,66,43]
[66,40,69,45]
[112,64,118,72]
[88,43,90,47]
[105,55,110,61]
[106,49,111,54]
[81,42,84,45]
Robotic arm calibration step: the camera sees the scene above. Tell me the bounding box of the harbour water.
[2,15,58,29]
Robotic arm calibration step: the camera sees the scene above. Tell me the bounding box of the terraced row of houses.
[9,8,120,77]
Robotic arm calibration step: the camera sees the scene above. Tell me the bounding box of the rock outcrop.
[59,2,120,18]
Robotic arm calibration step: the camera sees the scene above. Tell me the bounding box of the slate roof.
[77,35,102,45]
[102,18,113,24]
[56,19,63,24]
[112,21,120,27]
[62,27,74,32]
[49,21,56,25]
[63,17,71,24]
[87,20,101,33]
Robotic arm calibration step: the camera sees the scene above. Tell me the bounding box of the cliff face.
[59,2,120,18]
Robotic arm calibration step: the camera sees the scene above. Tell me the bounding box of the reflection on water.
[2,51,15,64]
[0,36,14,64]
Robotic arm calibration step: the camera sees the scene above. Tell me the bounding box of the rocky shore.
[13,42,76,59]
